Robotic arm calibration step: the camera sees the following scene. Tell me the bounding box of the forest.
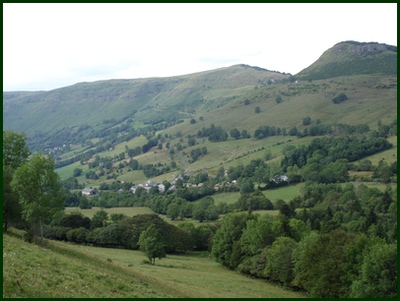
[3,125,397,298]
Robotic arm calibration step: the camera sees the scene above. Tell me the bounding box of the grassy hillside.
[3,232,305,298]
[296,41,397,80]
[3,41,397,187]
[3,233,174,298]
[3,65,287,136]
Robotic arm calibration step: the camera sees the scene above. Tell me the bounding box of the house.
[168,185,176,192]
[145,180,157,187]
[82,188,98,196]
[157,184,165,193]
[273,175,290,184]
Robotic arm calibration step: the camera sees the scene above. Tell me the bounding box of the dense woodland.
[3,122,397,298]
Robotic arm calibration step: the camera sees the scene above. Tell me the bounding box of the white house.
[82,188,98,196]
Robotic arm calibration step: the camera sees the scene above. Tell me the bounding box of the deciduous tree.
[138,224,166,264]
[11,153,65,243]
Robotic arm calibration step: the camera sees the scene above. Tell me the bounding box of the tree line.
[211,180,396,297]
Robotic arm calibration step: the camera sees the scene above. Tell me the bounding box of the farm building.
[81,188,98,196]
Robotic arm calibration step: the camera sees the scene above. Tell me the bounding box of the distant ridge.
[296,41,397,80]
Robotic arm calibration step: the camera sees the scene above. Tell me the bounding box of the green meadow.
[3,232,304,298]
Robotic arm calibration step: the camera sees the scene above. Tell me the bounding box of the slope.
[296,41,397,80]
[3,65,288,136]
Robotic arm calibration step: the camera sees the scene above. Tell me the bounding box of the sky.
[3,3,397,91]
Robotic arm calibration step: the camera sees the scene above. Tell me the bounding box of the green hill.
[2,41,397,183]
[296,41,397,80]
[3,65,288,136]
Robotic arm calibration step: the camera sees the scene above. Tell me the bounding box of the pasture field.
[262,183,306,202]
[357,135,397,165]
[49,239,305,298]
[3,232,305,298]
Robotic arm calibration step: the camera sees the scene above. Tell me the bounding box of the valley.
[3,41,397,298]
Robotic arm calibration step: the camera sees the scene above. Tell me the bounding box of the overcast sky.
[3,3,397,91]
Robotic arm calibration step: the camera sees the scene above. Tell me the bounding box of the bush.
[332,93,348,104]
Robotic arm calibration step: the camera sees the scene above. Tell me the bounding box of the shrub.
[332,93,348,104]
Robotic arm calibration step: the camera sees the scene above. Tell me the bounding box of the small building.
[82,188,98,196]
[145,180,157,187]
[273,175,290,184]
[157,184,165,193]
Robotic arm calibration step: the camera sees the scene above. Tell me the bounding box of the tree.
[292,229,357,297]
[73,168,83,177]
[303,117,311,126]
[241,129,250,138]
[288,127,298,136]
[255,106,261,114]
[91,209,109,229]
[11,153,66,243]
[350,242,397,298]
[230,128,241,140]
[211,212,253,269]
[167,202,179,220]
[3,164,22,232]
[264,236,298,285]
[244,99,250,105]
[3,130,31,232]
[332,93,348,104]
[138,224,166,264]
[275,95,282,104]
[3,130,31,169]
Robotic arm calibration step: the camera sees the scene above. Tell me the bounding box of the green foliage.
[292,229,357,297]
[3,130,31,232]
[73,168,83,177]
[11,153,65,242]
[240,215,277,257]
[197,124,228,142]
[3,130,31,169]
[350,242,397,298]
[3,164,23,232]
[275,95,282,103]
[138,224,166,265]
[211,212,254,269]
[229,128,241,139]
[332,93,348,104]
[60,212,91,229]
[254,125,279,139]
[91,210,109,229]
[302,117,311,126]
[264,237,298,285]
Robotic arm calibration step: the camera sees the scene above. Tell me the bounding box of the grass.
[354,135,397,166]
[262,182,306,202]
[3,232,305,298]
[3,233,173,298]
[51,239,304,298]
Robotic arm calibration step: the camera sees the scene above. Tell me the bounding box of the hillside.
[296,41,397,80]
[3,65,288,136]
[3,40,397,183]
[3,232,304,298]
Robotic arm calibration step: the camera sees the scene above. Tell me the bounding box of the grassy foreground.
[3,232,305,298]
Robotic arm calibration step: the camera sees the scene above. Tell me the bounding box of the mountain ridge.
[3,40,397,154]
